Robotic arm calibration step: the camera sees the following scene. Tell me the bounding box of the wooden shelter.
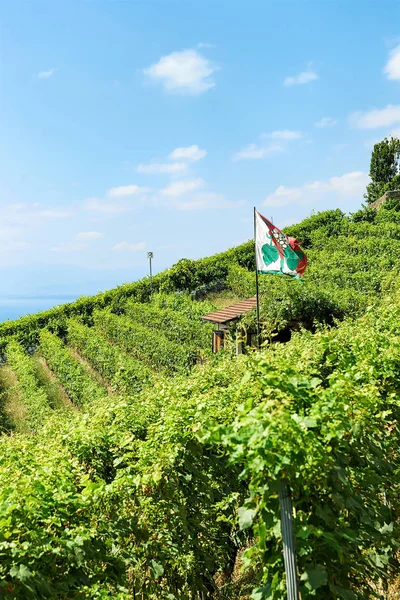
[201,297,257,353]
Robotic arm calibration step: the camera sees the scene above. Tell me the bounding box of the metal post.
[147,251,153,294]
[253,207,261,349]
[279,479,300,600]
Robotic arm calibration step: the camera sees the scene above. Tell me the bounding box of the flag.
[255,210,307,278]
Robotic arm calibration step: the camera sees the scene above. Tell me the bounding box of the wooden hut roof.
[201,297,257,324]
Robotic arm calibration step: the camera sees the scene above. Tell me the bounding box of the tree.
[364,136,400,204]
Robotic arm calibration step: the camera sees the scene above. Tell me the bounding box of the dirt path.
[68,346,115,396]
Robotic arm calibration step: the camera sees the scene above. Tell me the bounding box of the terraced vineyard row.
[123,300,213,348]
[0,295,216,436]
[67,319,153,394]
[5,340,52,431]
[93,309,200,374]
[40,330,109,407]
[3,194,400,598]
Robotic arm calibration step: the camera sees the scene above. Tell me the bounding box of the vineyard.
[1,201,400,599]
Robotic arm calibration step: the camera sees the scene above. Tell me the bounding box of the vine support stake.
[279,478,300,600]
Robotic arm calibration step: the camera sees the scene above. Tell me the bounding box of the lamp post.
[147,251,153,294]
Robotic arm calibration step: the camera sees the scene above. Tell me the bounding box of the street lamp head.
[147,252,153,259]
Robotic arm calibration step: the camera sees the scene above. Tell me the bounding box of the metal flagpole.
[279,479,300,600]
[253,207,261,350]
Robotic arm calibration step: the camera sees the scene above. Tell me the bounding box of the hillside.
[1,204,400,599]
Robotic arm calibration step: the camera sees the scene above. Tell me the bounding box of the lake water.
[0,297,77,323]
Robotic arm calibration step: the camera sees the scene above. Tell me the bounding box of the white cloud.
[107,184,148,198]
[137,162,187,175]
[169,144,207,162]
[51,242,88,253]
[349,105,400,129]
[234,129,303,161]
[267,130,303,140]
[233,143,283,161]
[384,43,400,80]
[314,117,337,128]
[137,145,206,176]
[76,231,103,241]
[160,178,205,197]
[143,49,217,95]
[163,192,243,211]
[264,171,369,207]
[83,198,131,214]
[8,241,29,250]
[113,241,146,251]
[264,185,303,206]
[284,69,318,87]
[364,129,400,150]
[40,209,71,218]
[328,172,370,195]
[197,42,214,49]
[38,68,57,79]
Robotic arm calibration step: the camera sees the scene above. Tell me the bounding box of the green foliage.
[364,136,400,204]
[160,242,254,294]
[259,279,345,329]
[0,351,249,599]
[0,244,251,352]
[5,340,52,431]
[93,309,198,374]
[67,319,153,394]
[243,212,400,332]
[148,291,216,319]
[284,209,346,248]
[349,206,377,223]
[110,358,250,598]
[226,264,255,298]
[214,293,400,598]
[123,301,213,351]
[0,432,132,599]
[3,149,400,599]
[40,330,108,407]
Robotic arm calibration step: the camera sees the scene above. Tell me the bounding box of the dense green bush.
[284,209,346,249]
[68,319,153,394]
[5,340,52,431]
[93,310,199,374]
[226,264,255,298]
[3,293,400,598]
[40,330,108,407]
[0,351,249,599]
[0,243,252,351]
[213,292,400,599]
[2,192,400,599]
[149,292,216,318]
[0,430,133,599]
[124,301,213,351]
[4,202,400,354]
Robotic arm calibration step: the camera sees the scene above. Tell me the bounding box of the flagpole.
[254,207,261,350]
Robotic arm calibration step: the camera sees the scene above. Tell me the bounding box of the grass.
[0,365,28,433]
[388,575,400,599]
[213,544,259,600]
[205,291,243,308]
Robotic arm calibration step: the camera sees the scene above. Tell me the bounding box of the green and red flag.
[255,210,307,279]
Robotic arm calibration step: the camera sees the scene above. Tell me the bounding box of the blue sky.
[1,0,400,305]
